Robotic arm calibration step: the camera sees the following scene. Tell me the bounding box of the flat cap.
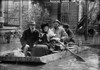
[53,19,61,24]
[28,21,36,26]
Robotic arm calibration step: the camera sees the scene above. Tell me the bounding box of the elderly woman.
[63,24,75,43]
[39,23,55,44]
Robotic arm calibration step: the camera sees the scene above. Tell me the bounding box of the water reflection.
[42,49,99,70]
[0,62,44,70]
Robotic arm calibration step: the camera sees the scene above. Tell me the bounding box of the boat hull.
[0,45,89,63]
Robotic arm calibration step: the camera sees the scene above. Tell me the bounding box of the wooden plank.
[40,46,89,63]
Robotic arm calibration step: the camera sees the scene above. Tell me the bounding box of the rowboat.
[0,45,89,63]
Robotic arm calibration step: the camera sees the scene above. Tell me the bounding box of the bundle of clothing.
[1,48,25,57]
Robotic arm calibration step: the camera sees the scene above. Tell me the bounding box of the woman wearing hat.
[39,23,56,44]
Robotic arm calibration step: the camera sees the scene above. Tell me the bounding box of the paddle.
[58,41,85,62]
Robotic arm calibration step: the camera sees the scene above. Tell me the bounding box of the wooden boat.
[0,45,89,63]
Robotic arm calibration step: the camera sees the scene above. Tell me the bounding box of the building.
[0,0,4,28]
[37,0,79,29]
[0,0,99,29]
[0,0,31,28]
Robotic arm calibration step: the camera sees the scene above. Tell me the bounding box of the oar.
[58,41,85,62]
[68,42,90,46]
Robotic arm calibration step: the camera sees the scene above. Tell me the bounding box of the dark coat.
[65,28,74,38]
[65,28,75,43]
[20,28,39,49]
[39,33,49,44]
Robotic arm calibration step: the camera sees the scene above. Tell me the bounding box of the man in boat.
[50,19,68,50]
[20,21,39,54]
[51,19,68,43]
[62,24,75,43]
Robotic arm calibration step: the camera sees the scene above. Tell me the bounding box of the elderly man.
[20,21,39,53]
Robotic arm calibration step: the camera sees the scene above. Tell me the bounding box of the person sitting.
[63,24,75,43]
[51,19,68,42]
[49,19,68,50]
[20,21,39,55]
[39,23,56,48]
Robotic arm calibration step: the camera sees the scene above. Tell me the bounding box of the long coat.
[20,29,39,50]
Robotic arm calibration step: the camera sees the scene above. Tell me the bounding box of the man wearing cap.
[20,21,39,53]
[51,19,68,42]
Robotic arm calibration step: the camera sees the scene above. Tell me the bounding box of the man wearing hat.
[20,21,39,53]
[51,19,68,42]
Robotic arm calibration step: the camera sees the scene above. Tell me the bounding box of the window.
[61,13,68,23]
[3,0,20,25]
[3,0,29,27]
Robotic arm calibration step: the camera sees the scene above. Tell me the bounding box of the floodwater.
[0,48,100,70]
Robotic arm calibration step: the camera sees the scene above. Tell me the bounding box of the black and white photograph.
[0,0,100,70]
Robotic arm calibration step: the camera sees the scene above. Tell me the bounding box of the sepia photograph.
[0,0,100,70]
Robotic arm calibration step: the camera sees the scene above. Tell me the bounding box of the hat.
[62,23,69,28]
[28,21,36,26]
[53,19,61,24]
[41,23,49,29]
[50,37,60,41]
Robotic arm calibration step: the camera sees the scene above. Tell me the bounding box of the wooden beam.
[19,0,22,29]
[84,0,88,40]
